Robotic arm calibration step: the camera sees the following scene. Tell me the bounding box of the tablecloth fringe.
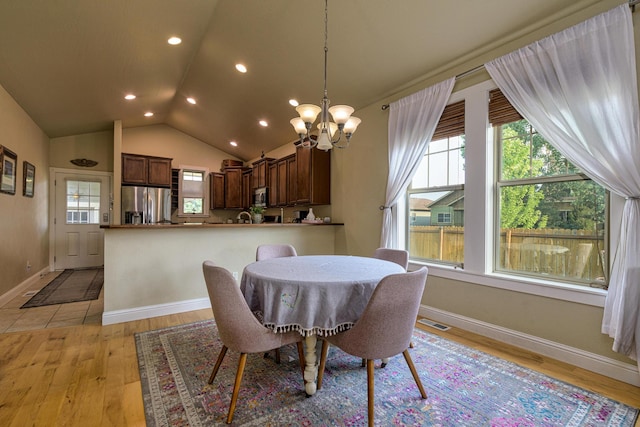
[265,322,355,337]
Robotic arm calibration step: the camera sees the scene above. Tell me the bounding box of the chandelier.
[290,0,361,150]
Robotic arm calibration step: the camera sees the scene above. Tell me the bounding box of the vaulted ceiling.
[0,0,608,161]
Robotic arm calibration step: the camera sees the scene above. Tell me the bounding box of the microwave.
[253,187,268,207]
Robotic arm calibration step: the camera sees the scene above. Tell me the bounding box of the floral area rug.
[135,320,638,426]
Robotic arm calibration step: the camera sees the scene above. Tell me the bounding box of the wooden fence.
[409,226,605,282]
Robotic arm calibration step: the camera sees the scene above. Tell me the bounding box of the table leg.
[303,334,318,396]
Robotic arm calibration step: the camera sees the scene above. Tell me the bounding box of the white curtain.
[380,78,454,248]
[485,5,640,364]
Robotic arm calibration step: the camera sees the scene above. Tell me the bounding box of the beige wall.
[123,124,239,173]
[0,84,50,296]
[50,130,114,172]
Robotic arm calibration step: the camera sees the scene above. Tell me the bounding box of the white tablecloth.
[241,255,405,336]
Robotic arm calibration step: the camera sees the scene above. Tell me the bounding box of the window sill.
[409,260,606,307]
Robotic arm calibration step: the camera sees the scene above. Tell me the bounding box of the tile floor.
[0,271,103,333]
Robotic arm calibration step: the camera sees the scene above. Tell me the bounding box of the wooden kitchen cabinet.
[122,153,172,187]
[286,155,297,206]
[267,161,278,207]
[224,168,243,209]
[252,158,274,189]
[209,172,225,209]
[296,144,330,205]
[242,169,253,209]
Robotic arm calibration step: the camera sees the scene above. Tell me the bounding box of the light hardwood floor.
[0,293,638,425]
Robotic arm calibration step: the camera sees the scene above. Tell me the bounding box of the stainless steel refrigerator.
[121,186,172,224]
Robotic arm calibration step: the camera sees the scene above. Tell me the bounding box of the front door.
[53,170,111,270]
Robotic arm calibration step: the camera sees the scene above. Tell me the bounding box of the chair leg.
[209,345,228,384]
[402,349,427,399]
[361,358,366,367]
[317,339,329,390]
[366,359,375,427]
[296,342,306,378]
[226,353,248,424]
[274,348,281,364]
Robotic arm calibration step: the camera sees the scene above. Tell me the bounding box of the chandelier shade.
[290,0,360,150]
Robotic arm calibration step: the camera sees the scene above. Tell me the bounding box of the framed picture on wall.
[0,146,17,195]
[23,161,35,197]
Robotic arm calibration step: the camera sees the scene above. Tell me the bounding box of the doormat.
[135,319,639,426]
[21,268,104,308]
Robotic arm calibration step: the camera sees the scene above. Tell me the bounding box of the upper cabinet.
[252,158,274,189]
[122,153,172,188]
[295,144,330,205]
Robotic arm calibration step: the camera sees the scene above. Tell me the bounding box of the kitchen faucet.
[237,211,252,224]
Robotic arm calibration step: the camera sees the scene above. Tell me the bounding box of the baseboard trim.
[0,267,50,307]
[419,305,640,387]
[102,298,211,326]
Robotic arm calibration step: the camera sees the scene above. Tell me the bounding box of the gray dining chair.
[256,244,298,261]
[373,247,413,358]
[202,261,305,424]
[373,247,409,270]
[317,267,429,427]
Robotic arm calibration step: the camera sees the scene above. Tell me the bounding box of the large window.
[490,89,607,287]
[403,85,610,293]
[408,100,465,266]
[179,167,209,217]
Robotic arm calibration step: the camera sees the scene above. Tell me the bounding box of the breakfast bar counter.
[101,222,343,326]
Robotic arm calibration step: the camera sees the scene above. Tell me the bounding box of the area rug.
[21,268,104,308]
[135,320,638,426]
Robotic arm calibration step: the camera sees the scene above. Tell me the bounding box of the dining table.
[240,254,405,395]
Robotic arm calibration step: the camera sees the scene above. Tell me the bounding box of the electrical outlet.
[232,271,239,281]
[26,261,31,271]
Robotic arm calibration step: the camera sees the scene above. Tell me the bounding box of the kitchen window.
[179,167,209,217]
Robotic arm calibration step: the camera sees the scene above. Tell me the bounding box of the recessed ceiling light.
[186,97,196,105]
[259,120,268,127]
[168,37,182,45]
[230,141,238,147]
[144,112,154,117]
[235,64,247,73]
[124,94,136,100]
[289,99,299,107]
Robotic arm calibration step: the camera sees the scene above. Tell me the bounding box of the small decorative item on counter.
[249,205,264,223]
[306,208,315,221]
[324,217,331,223]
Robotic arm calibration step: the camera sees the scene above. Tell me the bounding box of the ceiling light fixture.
[186,97,196,105]
[144,112,154,117]
[168,37,182,45]
[290,0,360,150]
[235,64,247,73]
[289,99,299,107]
[259,120,268,127]
[124,94,136,100]
[230,141,238,147]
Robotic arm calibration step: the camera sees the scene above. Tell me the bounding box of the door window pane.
[66,180,100,224]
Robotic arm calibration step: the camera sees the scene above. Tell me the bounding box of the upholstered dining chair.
[317,267,429,427]
[256,243,298,261]
[373,247,409,270]
[202,261,305,424]
[373,247,413,358]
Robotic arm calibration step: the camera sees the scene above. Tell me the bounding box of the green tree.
[499,124,546,228]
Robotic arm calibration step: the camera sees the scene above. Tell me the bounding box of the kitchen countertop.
[101,222,343,229]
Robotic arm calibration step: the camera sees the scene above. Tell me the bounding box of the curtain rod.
[382,1,638,111]
[380,64,484,110]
